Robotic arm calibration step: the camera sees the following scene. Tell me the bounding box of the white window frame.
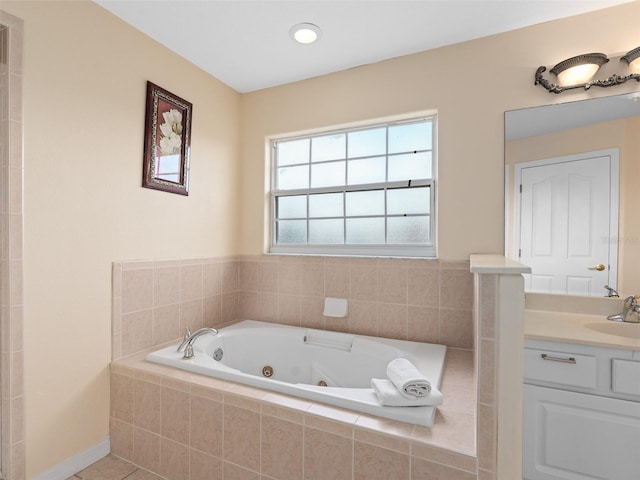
[268,113,437,258]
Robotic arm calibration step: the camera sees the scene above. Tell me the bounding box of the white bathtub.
[146,320,447,426]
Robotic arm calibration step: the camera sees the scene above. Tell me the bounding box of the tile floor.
[67,455,161,480]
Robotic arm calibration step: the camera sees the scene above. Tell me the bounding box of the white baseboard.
[33,438,110,480]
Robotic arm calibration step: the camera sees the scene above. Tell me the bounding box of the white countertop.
[525,309,640,351]
[469,254,531,274]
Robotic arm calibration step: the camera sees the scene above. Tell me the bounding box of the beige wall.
[3,0,640,477]
[3,1,241,477]
[505,118,640,293]
[239,1,640,260]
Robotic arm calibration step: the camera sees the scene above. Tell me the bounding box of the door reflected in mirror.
[505,92,640,297]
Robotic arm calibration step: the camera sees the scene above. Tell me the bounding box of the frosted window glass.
[388,122,432,154]
[312,134,345,162]
[346,218,385,244]
[387,187,430,215]
[311,162,345,188]
[348,157,386,185]
[309,193,343,218]
[276,220,307,244]
[348,128,386,158]
[277,195,307,219]
[277,138,309,166]
[388,152,432,181]
[309,219,344,244]
[345,190,384,216]
[277,165,309,190]
[387,216,430,244]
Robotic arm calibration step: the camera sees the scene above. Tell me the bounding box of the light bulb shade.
[550,53,609,86]
[622,46,640,73]
[289,23,322,44]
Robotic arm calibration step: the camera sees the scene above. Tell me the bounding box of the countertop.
[525,309,640,351]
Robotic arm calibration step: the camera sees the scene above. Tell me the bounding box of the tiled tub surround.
[111,256,500,479]
[111,345,477,480]
[112,255,475,360]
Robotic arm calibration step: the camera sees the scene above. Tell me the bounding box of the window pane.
[345,190,384,216]
[387,187,430,215]
[276,220,307,244]
[277,138,310,166]
[277,165,309,190]
[388,152,432,181]
[387,216,430,244]
[276,195,307,219]
[348,157,386,185]
[311,161,345,188]
[388,122,432,154]
[309,193,343,218]
[309,219,344,244]
[348,127,386,158]
[346,218,385,244]
[312,134,345,162]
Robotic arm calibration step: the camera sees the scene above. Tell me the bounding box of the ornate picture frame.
[142,81,193,195]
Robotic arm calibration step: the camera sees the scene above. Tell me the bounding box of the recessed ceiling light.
[289,23,321,45]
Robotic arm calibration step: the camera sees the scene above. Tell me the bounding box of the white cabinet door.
[524,384,640,480]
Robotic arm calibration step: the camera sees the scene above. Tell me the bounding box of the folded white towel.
[371,378,443,407]
[386,358,432,398]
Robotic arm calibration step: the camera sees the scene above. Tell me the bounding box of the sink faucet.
[607,295,640,323]
[604,285,619,298]
[176,327,218,359]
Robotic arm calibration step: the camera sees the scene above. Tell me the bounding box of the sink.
[585,322,640,339]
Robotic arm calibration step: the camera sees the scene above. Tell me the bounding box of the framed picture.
[142,81,193,195]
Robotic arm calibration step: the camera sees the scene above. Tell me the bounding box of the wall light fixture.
[535,47,640,94]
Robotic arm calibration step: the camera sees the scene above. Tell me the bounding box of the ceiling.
[94,0,632,93]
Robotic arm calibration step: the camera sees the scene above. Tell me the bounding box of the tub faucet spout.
[177,327,218,359]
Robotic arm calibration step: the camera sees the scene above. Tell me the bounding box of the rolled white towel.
[386,358,432,398]
[371,378,442,407]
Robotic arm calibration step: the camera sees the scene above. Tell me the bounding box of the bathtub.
[146,320,447,426]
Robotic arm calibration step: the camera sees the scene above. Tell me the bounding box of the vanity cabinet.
[523,339,640,480]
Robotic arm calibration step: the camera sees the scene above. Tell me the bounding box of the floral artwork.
[142,82,193,195]
[158,108,183,155]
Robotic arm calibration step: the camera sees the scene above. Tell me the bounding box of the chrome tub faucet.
[177,327,218,359]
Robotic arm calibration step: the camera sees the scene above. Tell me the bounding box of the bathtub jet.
[146,320,446,426]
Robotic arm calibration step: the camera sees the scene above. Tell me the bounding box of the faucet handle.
[182,343,195,360]
[183,327,192,341]
[604,285,619,297]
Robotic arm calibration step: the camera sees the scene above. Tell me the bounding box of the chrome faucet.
[607,295,640,323]
[177,327,218,359]
[604,285,619,298]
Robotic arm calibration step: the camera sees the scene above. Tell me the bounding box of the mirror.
[505,92,640,297]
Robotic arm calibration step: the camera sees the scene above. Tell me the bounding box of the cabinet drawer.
[525,348,596,389]
[612,359,640,397]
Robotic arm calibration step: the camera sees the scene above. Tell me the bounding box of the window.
[270,115,436,257]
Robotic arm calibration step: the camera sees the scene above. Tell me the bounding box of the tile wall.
[112,257,240,360]
[0,10,24,480]
[111,255,497,480]
[113,255,474,360]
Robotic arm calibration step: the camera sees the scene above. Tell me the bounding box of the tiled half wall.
[112,255,474,360]
[111,256,499,480]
